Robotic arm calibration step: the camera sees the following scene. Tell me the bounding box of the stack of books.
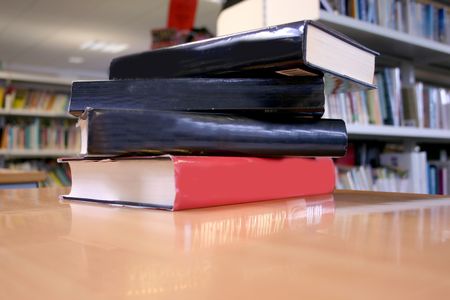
[59,20,377,210]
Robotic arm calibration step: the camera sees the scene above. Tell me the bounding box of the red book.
[60,156,335,211]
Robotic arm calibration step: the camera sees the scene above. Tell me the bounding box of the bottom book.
[59,156,335,211]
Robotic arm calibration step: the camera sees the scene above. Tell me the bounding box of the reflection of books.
[174,194,335,251]
[63,195,334,297]
[66,194,334,252]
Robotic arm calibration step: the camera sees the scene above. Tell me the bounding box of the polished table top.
[1,188,450,299]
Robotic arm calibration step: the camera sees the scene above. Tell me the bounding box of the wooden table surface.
[1,188,450,300]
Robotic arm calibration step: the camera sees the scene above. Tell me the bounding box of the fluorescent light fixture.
[80,40,129,53]
[68,56,84,64]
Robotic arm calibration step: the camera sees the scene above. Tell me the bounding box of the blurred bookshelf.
[318,10,450,64]
[0,71,79,187]
[219,0,450,194]
[0,149,78,159]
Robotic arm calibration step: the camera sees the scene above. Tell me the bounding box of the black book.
[109,20,378,92]
[78,109,347,157]
[69,77,325,117]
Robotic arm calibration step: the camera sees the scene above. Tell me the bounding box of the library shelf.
[0,70,73,86]
[0,149,79,159]
[318,11,450,65]
[347,124,450,142]
[0,109,74,119]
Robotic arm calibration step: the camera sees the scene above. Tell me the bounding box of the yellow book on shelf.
[0,86,5,109]
[12,90,28,110]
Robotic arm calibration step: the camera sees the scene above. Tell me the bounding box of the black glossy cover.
[109,20,378,90]
[69,77,325,117]
[84,109,347,157]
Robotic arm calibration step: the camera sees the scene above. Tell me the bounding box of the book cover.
[109,20,378,91]
[60,156,336,211]
[78,108,348,157]
[69,77,325,117]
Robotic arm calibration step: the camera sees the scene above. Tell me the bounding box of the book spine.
[109,21,309,79]
[69,77,325,116]
[173,157,335,210]
[85,109,348,157]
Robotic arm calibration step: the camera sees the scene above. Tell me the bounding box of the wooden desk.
[0,169,46,189]
[1,188,449,299]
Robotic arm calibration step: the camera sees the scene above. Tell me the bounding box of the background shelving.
[0,71,74,86]
[218,0,450,194]
[347,124,450,142]
[0,149,79,159]
[319,11,450,65]
[0,71,78,186]
[0,109,74,119]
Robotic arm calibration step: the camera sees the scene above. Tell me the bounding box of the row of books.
[337,160,448,194]
[336,165,410,193]
[0,119,80,151]
[324,67,450,129]
[336,143,448,194]
[325,0,450,43]
[7,160,71,187]
[0,85,69,113]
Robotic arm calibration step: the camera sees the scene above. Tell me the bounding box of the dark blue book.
[69,77,325,117]
[109,20,378,91]
[78,109,348,157]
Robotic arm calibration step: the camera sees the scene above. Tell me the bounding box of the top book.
[109,20,378,91]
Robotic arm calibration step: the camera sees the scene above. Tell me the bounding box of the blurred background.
[0,0,224,78]
[0,0,449,194]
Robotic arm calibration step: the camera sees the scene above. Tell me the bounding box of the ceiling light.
[68,56,84,64]
[101,44,128,53]
[80,41,129,53]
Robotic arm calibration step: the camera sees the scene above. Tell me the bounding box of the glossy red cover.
[171,156,335,210]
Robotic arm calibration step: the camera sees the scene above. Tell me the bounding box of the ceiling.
[0,0,223,79]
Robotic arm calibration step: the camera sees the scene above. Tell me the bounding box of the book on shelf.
[77,108,348,157]
[60,156,336,211]
[427,160,450,195]
[326,0,450,44]
[69,77,326,117]
[324,67,450,129]
[109,20,378,91]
